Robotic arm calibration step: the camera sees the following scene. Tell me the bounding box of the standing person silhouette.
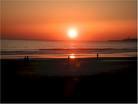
[67,55,70,64]
[68,55,69,60]
[97,53,99,60]
[26,56,29,61]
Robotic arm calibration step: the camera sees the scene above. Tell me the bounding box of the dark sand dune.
[1,57,137,103]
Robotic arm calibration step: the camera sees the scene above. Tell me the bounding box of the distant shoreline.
[108,38,137,42]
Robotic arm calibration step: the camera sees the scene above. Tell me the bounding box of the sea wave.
[1,48,136,55]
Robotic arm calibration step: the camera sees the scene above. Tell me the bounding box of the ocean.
[1,39,137,59]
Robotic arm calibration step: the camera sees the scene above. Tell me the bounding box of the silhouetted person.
[67,55,70,65]
[26,56,29,61]
[97,53,99,60]
[24,56,27,64]
[24,56,26,60]
[68,55,69,60]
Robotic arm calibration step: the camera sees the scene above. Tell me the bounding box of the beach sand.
[1,57,137,103]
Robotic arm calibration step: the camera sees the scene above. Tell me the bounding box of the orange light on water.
[69,54,76,59]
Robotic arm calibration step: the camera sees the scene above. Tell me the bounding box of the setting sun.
[67,28,78,39]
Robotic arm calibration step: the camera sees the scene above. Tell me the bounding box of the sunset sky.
[1,0,137,41]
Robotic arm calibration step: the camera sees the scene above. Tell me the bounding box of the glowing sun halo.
[67,28,78,39]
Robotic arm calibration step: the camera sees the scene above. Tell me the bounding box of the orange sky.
[1,0,137,41]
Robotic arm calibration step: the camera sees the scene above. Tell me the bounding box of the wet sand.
[1,57,137,103]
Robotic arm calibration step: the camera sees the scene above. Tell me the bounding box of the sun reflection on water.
[69,54,76,59]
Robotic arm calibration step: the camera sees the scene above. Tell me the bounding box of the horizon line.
[1,38,137,42]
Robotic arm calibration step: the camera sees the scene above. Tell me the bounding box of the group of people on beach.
[24,56,30,62]
[23,53,100,63]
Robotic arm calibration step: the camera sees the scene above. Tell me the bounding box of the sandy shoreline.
[1,57,136,76]
[1,57,137,103]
